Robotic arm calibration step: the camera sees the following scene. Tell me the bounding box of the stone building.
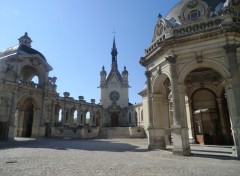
[0,33,140,140]
[139,0,240,157]
[1,0,239,158]
[100,37,137,127]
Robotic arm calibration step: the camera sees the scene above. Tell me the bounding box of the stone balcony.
[18,80,42,89]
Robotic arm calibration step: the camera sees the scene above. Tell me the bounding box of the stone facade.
[1,0,239,158]
[99,37,132,127]
[139,0,240,157]
[0,33,142,141]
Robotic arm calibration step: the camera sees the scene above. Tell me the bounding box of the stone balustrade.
[145,17,223,55]
[18,80,42,89]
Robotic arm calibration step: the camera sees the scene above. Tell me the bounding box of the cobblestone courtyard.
[0,138,239,176]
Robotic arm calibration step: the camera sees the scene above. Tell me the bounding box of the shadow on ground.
[0,137,149,153]
[0,137,238,160]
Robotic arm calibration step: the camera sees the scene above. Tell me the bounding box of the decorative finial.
[158,13,162,19]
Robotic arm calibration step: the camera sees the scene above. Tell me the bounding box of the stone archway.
[16,97,36,137]
[149,73,172,149]
[110,113,119,127]
[192,89,221,144]
[184,67,234,146]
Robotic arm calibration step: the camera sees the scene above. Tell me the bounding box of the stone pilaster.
[224,44,240,117]
[216,98,228,141]
[50,100,55,128]
[224,80,240,157]
[186,99,195,144]
[145,70,155,149]
[8,92,18,139]
[224,44,240,157]
[151,94,166,149]
[166,55,191,156]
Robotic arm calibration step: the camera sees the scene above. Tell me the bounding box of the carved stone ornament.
[139,57,145,66]
[30,58,41,66]
[48,77,57,85]
[157,66,162,75]
[145,71,152,78]
[195,51,203,63]
[166,55,176,64]
[0,96,9,106]
[109,91,120,102]
[187,0,198,9]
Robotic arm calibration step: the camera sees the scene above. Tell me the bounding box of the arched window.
[74,111,77,126]
[58,109,62,122]
[86,111,90,125]
[31,76,39,84]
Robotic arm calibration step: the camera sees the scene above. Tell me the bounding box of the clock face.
[109,91,120,102]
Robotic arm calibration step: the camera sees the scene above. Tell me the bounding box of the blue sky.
[0,0,179,104]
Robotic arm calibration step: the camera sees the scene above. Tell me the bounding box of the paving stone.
[0,138,239,176]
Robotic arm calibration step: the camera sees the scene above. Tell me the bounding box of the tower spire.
[111,36,118,68]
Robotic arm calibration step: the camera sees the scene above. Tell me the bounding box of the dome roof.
[166,0,226,24]
[0,33,46,61]
[151,0,228,42]
[0,44,47,61]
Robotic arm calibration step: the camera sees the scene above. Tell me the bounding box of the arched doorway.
[110,113,119,127]
[17,98,35,137]
[192,89,221,144]
[184,67,234,145]
[150,74,172,148]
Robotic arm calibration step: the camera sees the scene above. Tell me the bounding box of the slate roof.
[0,44,46,61]
[166,0,226,22]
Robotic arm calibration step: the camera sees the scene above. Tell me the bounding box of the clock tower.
[99,37,129,127]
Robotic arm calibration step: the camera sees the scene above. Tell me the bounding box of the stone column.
[145,71,155,149]
[8,92,18,139]
[49,100,55,136]
[16,110,24,137]
[162,97,171,145]
[216,98,228,141]
[224,80,240,157]
[51,102,55,127]
[166,55,191,156]
[152,94,166,149]
[224,44,240,157]
[39,96,46,127]
[90,112,95,126]
[178,84,191,153]
[145,71,154,128]
[32,108,40,137]
[76,110,80,126]
[186,99,195,144]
